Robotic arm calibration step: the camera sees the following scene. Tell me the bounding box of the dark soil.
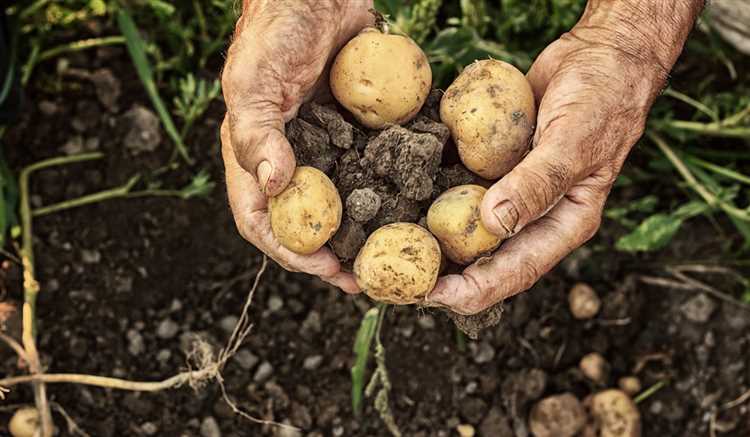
[0,44,748,437]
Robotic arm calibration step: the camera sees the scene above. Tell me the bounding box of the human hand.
[220,0,372,292]
[427,1,703,314]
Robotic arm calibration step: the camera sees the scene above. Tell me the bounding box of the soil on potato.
[1,45,748,437]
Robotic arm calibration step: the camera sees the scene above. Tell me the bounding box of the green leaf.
[615,201,709,252]
[117,9,193,164]
[351,307,380,417]
[178,170,215,199]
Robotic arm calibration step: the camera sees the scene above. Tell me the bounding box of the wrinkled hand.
[427,16,683,314]
[220,0,372,292]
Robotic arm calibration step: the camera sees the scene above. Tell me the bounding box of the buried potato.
[354,223,441,304]
[440,59,536,179]
[269,166,342,255]
[330,27,432,129]
[427,184,501,264]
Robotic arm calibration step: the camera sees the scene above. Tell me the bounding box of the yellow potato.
[440,59,536,179]
[9,407,40,437]
[330,28,432,129]
[588,390,641,437]
[269,166,342,255]
[426,185,501,264]
[354,223,441,304]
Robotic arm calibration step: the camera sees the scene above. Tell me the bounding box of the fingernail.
[257,160,273,194]
[492,200,519,235]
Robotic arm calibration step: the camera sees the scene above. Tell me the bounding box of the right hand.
[220,0,373,292]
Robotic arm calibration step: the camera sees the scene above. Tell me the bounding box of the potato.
[587,390,641,437]
[579,352,608,384]
[529,393,587,437]
[568,282,601,320]
[8,407,40,437]
[618,376,643,396]
[426,185,501,264]
[269,166,342,255]
[354,223,441,304]
[330,28,432,129]
[440,59,536,179]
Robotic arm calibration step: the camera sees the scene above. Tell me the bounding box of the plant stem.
[18,152,102,437]
[32,175,140,217]
[38,36,126,63]
[662,88,719,122]
[634,380,668,404]
[663,120,750,139]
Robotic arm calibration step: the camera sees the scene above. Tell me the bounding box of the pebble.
[85,136,100,151]
[471,341,496,364]
[81,248,101,264]
[122,105,162,154]
[156,319,180,339]
[90,68,121,111]
[254,361,274,382]
[480,408,513,437]
[681,293,717,323]
[417,314,436,329]
[303,355,323,371]
[457,424,475,437]
[156,349,172,364]
[126,329,144,356]
[62,135,84,155]
[140,422,158,435]
[290,402,312,429]
[300,311,322,335]
[268,295,284,312]
[233,349,259,370]
[273,421,302,437]
[200,416,221,437]
[722,301,750,331]
[219,315,239,334]
[39,100,58,115]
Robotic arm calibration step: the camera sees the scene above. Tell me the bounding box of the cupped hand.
[220,0,372,292]
[427,27,671,314]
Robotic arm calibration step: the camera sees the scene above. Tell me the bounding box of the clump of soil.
[287,92,503,335]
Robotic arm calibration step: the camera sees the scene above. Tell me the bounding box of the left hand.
[426,21,677,314]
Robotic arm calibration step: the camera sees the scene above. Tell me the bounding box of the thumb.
[227,109,297,197]
[480,142,582,238]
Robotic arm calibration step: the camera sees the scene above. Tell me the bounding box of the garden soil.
[1,45,748,436]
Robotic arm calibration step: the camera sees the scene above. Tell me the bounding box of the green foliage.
[173,73,221,137]
[351,306,380,417]
[615,201,709,252]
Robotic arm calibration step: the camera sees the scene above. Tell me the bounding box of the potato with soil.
[427,185,501,264]
[269,166,342,255]
[8,407,40,437]
[330,28,432,129]
[354,223,441,304]
[440,59,536,179]
[587,389,641,437]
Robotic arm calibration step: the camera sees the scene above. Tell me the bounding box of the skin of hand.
[220,0,372,293]
[427,0,706,315]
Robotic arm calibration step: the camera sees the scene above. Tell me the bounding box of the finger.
[428,175,608,315]
[525,39,570,102]
[221,117,340,278]
[321,271,361,294]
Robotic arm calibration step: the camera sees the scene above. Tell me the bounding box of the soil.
[0,43,748,437]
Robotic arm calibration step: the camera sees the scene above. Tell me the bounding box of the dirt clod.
[287,118,339,173]
[346,188,382,223]
[331,219,367,261]
[529,393,587,437]
[299,102,354,149]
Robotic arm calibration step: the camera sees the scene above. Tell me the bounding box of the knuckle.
[518,258,541,291]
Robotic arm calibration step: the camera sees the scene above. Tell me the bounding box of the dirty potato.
[588,389,642,437]
[330,28,432,129]
[354,223,441,304]
[8,407,40,437]
[529,393,587,437]
[269,166,342,255]
[426,185,501,264]
[440,59,536,179]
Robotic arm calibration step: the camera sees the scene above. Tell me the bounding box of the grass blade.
[351,306,380,417]
[116,10,193,164]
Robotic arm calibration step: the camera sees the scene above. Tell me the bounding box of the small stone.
[81,248,101,264]
[200,416,221,437]
[722,301,750,331]
[332,426,345,437]
[156,349,171,363]
[233,349,259,370]
[456,424,475,437]
[471,341,495,364]
[254,361,273,382]
[127,329,144,356]
[681,293,717,323]
[303,355,323,371]
[300,311,322,335]
[400,323,414,338]
[268,295,284,313]
[90,68,121,111]
[459,397,487,424]
[85,136,100,151]
[113,274,133,294]
[346,188,382,223]
[39,100,58,116]
[417,314,436,329]
[62,135,84,155]
[273,421,302,437]
[122,105,162,154]
[290,402,312,429]
[480,408,513,437]
[219,316,239,334]
[156,319,180,339]
[141,422,158,435]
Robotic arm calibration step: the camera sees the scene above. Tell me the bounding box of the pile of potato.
[269,21,536,305]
